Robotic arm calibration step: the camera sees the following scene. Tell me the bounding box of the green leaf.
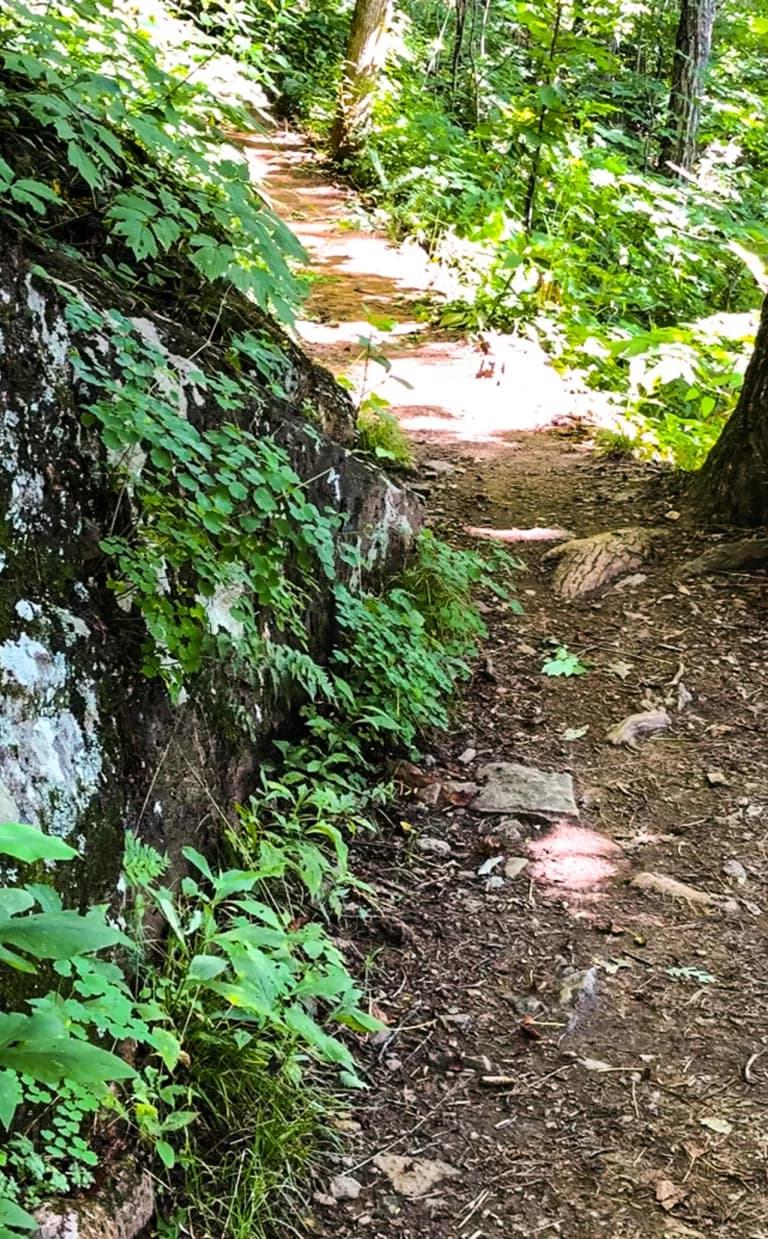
[0,889,35,917]
[0,1198,37,1231]
[156,1138,176,1169]
[0,908,127,959]
[67,141,102,189]
[0,1068,22,1130]
[149,1027,182,1071]
[186,954,227,983]
[1,1037,135,1086]
[0,823,77,863]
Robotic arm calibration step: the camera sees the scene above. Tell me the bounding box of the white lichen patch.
[25,278,71,373]
[364,482,416,568]
[0,630,103,838]
[9,471,46,532]
[15,599,40,623]
[200,581,246,641]
[325,467,342,504]
[130,317,206,413]
[51,607,91,645]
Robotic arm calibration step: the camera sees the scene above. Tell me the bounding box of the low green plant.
[541,644,588,677]
[0,0,304,323]
[323,533,519,753]
[120,835,380,1236]
[356,394,414,470]
[0,819,385,1238]
[0,823,142,1239]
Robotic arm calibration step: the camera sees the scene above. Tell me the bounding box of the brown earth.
[251,126,768,1239]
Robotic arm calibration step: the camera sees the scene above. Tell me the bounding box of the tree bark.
[692,295,768,526]
[330,0,392,162]
[658,0,716,173]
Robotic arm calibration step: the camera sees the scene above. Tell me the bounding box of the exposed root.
[677,536,768,579]
[543,527,662,599]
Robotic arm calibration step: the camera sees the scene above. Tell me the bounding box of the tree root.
[542,527,662,599]
[677,536,768,579]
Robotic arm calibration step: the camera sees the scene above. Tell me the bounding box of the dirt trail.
[251,127,768,1239]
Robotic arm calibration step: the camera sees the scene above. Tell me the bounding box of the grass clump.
[355,396,414,470]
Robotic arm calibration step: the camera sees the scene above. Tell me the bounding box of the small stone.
[417,835,452,856]
[722,858,747,885]
[458,746,477,764]
[706,769,729,787]
[504,856,529,879]
[485,874,505,891]
[329,1174,363,1201]
[422,459,454,475]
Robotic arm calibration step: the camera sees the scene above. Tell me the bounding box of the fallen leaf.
[605,710,671,747]
[655,1178,688,1211]
[439,779,479,806]
[607,659,633,680]
[700,1116,733,1135]
[579,1057,615,1072]
[391,761,434,790]
[563,725,589,741]
[519,1013,542,1040]
[373,1154,459,1198]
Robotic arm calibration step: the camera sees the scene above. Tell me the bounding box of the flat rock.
[373,1153,459,1198]
[473,762,578,819]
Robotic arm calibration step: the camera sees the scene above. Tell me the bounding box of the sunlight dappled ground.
[244,129,612,444]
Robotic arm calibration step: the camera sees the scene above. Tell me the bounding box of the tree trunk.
[658,0,716,173]
[692,295,768,525]
[330,0,392,162]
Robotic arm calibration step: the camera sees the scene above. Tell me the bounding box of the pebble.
[458,746,477,764]
[504,856,529,879]
[417,836,451,856]
[329,1174,363,1201]
[723,858,747,884]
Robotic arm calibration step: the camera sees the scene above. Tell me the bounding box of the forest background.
[262,0,767,473]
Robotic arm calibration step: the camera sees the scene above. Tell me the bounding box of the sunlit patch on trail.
[528,823,627,894]
[464,525,572,541]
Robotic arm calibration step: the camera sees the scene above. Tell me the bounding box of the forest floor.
[249,128,768,1239]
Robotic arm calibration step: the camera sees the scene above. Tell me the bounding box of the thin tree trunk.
[659,0,716,174]
[692,295,768,525]
[330,0,393,162]
[522,0,563,233]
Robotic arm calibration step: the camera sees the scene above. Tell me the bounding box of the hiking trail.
[251,126,768,1239]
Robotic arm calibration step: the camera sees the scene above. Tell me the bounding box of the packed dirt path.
[251,127,768,1239]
